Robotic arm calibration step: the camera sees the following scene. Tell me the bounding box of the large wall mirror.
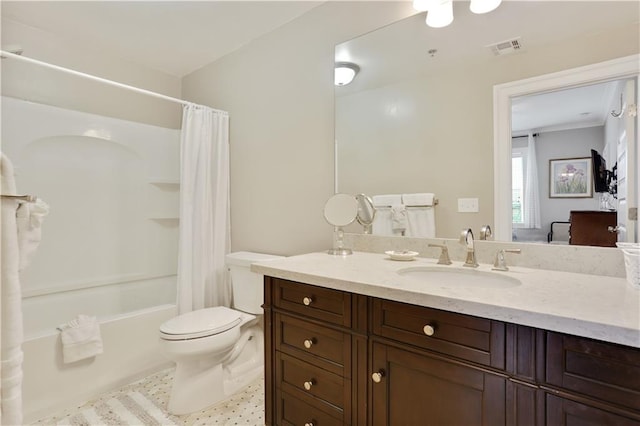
[335,1,639,246]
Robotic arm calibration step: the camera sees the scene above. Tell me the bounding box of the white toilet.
[159,251,283,415]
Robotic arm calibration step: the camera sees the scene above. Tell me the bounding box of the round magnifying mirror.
[324,193,358,227]
[355,194,376,234]
[323,193,358,256]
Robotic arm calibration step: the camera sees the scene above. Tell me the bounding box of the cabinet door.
[370,342,506,426]
[546,394,640,425]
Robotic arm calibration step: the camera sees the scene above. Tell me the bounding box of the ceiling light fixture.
[470,0,502,14]
[413,0,502,29]
[426,0,454,28]
[334,62,360,86]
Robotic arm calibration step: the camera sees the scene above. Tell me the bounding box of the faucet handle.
[492,249,521,271]
[460,228,473,245]
[428,243,452,265]
[480,225,492,240]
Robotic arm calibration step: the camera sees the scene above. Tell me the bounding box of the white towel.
[59,315,104,364]
[390,204,407,233]
[402,193,435,207]
[1,153,24,426]
[372,194,402,207]
[16,197,49,270]
[405,207,436,238]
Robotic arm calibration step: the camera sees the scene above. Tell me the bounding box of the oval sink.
[397,266,521,289]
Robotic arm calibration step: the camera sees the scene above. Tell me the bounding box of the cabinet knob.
[303,339,315,349]
[303,380,315,390]
[305,423,314,426]
[371,370,385,383]
[423,324,436,336]
[302,296,313,306]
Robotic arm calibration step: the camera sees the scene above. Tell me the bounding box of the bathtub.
[23,304,177,423]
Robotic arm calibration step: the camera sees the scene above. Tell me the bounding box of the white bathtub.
[23,301,177,423]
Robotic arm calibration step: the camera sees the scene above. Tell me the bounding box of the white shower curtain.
[523,132,541,229]
[177,105,230,314]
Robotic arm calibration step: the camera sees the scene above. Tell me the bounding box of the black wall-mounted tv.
[591,149,609,193]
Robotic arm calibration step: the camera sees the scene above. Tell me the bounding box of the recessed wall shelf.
[147,178,180,185]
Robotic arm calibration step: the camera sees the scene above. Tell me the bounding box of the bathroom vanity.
[255,252,640,425]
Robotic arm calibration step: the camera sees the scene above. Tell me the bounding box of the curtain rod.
[0,50,227,115]
[512,133,539,139]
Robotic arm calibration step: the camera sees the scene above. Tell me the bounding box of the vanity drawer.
[275,313,350,376]
[276,351,348,413]
[273,278,351,327]
[276,389,345,426]
[546,332,640,412]
[372,299,505,368]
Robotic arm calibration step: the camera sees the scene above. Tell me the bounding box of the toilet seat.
[160,307,242,341]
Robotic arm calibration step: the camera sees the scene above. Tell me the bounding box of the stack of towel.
[58,314,104,364]
[371,193,436,238]
[372,195,405,236]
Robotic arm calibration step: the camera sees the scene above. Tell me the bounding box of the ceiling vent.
[487,37,523,56]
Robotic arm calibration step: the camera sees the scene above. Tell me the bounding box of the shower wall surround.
[1,96,180,337]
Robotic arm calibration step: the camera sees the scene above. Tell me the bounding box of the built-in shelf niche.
[147,178,179,219]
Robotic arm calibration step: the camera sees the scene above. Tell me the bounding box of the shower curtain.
[176,105,230,314]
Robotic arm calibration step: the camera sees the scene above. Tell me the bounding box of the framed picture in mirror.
[549,157,593,198]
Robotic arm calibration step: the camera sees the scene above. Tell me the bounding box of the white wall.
[181,2,416,256]
[1,17,182,128]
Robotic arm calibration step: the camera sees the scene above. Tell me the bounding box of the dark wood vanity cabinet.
[264,277,640,426]
[370,342,507,425]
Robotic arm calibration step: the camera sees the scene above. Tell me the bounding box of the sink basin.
[397,266,521,289]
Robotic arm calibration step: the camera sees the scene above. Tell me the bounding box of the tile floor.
[33,368,265,426]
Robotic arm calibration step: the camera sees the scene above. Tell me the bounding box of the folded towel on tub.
[59,315,103,364]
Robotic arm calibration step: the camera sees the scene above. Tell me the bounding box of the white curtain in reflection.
[523,132,541,229]
[177,104,230,314]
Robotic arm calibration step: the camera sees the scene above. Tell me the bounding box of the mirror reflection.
[510,80,633,246]
[355,193,376,234]
[335,1,639,245]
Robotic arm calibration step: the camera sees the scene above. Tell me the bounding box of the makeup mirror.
[355,193,376,234]
[324,193,358,255]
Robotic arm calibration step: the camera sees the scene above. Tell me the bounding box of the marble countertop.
[252,251,640,348]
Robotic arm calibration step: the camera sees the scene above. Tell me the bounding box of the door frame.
[493,54,639,241]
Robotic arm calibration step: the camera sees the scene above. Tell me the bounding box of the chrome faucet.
[460,229,479,268]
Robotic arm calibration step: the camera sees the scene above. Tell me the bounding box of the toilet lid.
[160,306,242,340]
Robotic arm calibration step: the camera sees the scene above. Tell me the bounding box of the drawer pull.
[303,380,315,391]
[423,324,436,336]
[305,423,315,426]
[371,370,385,383]
[302,296,314,306]
[303,338,315,349]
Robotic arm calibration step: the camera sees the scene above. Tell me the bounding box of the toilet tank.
[226,251,284,314]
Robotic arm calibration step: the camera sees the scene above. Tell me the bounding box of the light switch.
[458,198,479,213]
